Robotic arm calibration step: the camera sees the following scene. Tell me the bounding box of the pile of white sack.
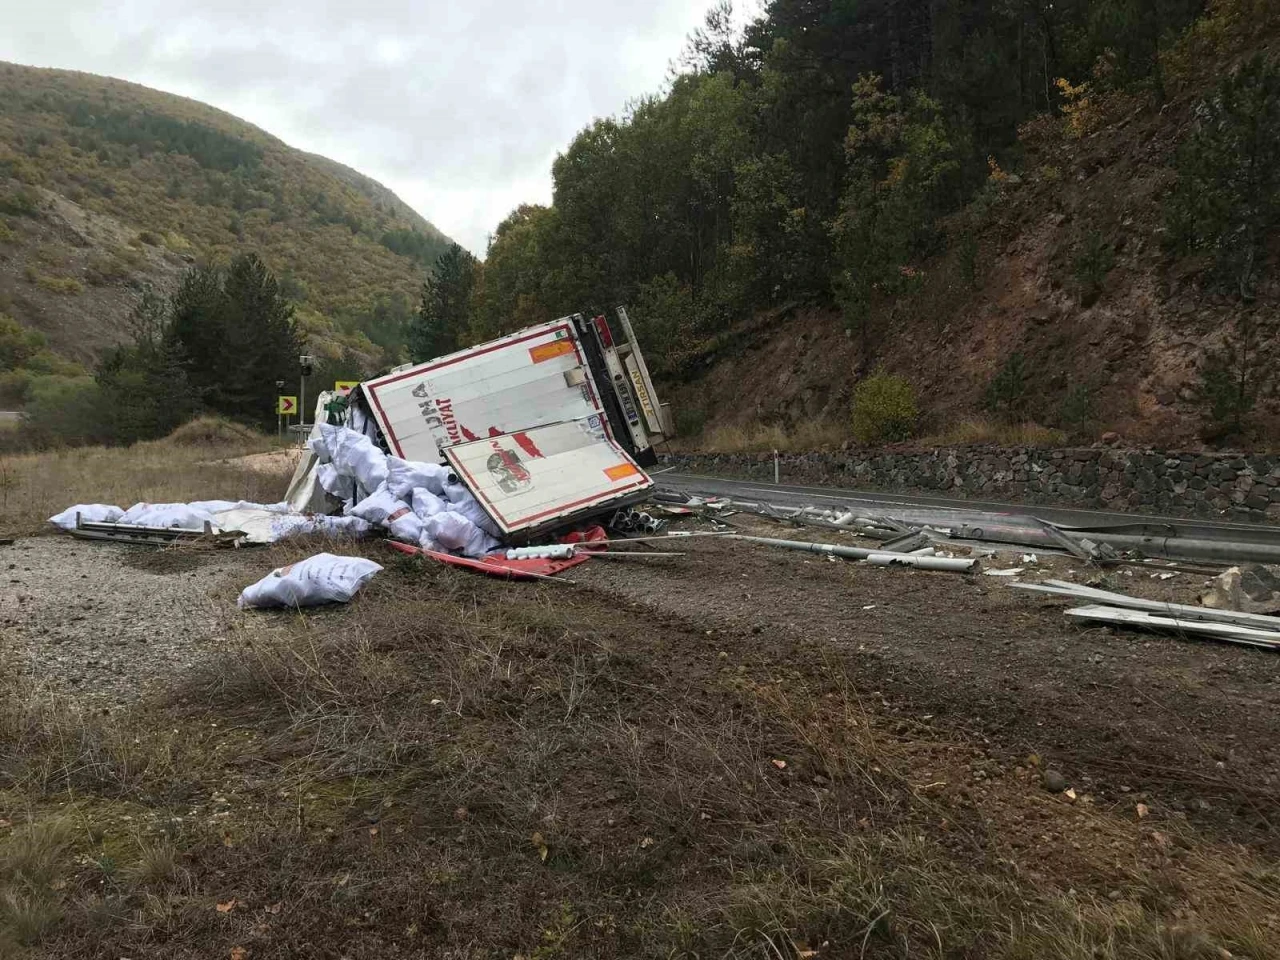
[309,424,500,558]
[48,427,503,560]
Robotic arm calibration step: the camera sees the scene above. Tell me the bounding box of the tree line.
[407,0,1208,369]
[9,253,302,447]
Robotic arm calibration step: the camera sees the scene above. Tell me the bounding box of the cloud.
[1,0,723,253]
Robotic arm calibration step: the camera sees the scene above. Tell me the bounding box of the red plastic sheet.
[385,541,589,580]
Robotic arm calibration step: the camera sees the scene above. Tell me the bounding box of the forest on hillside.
[413,0,1277,443]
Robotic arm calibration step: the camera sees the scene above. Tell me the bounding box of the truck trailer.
[289,307,670,543]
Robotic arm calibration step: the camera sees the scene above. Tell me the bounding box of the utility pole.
[275,379,285,439]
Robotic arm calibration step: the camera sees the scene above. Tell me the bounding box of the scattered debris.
[984,568,1024,577]
[724,534,979,572]
[1064,605,1280,650]
[1201,564,1280,615]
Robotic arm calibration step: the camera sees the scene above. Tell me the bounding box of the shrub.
[0,369,33,405]
[0,187,40,218]
[982,352,1032,422]
[1072,229,1114,306]
[1196,311,1276,438]
[0,314,46,370]
[33,275,83,296]
[21,376,111,446]
[1059,382,1096,437]
[84,254,130,286]
[851,368,918,445]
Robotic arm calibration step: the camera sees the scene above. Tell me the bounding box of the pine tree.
[409,244,478,362]
[166,254,301,429]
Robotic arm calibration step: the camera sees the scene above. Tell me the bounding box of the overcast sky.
[1,0,734,254]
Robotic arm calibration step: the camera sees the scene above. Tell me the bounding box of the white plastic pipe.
[506,545,576,560]
[863,553,979,572]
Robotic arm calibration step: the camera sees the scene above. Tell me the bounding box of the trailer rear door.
[442,418,651,536]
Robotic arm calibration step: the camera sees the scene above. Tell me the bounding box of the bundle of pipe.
[610,508,667,535]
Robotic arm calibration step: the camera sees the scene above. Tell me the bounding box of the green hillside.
[0,61,453,369]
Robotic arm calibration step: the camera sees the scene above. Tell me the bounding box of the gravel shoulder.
[0,536,259,705]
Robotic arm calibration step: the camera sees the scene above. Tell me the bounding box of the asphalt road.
[657,471,1280,545]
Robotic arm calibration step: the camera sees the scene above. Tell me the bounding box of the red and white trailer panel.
[361,321,606,464]
[442,418,652,536]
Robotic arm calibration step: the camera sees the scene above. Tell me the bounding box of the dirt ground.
[1,512,1279,957]
[580,519,1280,851]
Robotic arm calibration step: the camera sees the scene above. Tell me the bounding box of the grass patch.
[162,415,267,447]
[922,417,1069,448]
[0,431,288,536]
[0,560,1275,956]
[683,420,849,453]
[33,275,82,296]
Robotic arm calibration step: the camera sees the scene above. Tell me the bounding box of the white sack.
[47,504,124,531]
[409,487,447,521]
[386,457,448,498]
[437,480,500,537]
[320,425,388,493]
[237,553,382,609]
[346,486,424,544]
[317,463,356,501]
[422,511,500,558]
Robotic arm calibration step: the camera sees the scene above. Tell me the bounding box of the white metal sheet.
[362,321,605,463]
[443,418,652,535]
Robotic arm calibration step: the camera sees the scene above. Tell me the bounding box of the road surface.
[658,470,1280,546]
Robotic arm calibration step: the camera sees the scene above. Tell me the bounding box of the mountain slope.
[667,31,1280,449]
[0,61,454,365]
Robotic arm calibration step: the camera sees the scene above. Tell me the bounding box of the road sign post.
[277,396,297,418]
[335,380,358,396]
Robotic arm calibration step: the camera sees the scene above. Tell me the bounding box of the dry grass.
[921,417,1069,448]
[161,416,267,447]
[681,420,850,454]
[675,417,1071,455]
[2,555,1274,956]
[0,432,291,536]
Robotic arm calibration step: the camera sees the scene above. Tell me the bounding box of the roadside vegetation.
[2,543,1277,957]
[0,417,284,536]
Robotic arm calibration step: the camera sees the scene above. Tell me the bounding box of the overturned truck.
[286,308,671,549]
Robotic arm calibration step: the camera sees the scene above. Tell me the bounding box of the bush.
[1072,229,1114,306]
[0,187,40,218]
[982,353,1031,422]
[0,314,45,370]
[851,369,918,445]
[0,369,33,406]
[33,275,83,296]
[1059,382,1096,437]
[21,376,110,446]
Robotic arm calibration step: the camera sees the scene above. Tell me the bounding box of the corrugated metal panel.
[443,418,652,535]
[361,321,605,463]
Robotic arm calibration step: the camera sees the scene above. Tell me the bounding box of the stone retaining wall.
[663,447,1280,523]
